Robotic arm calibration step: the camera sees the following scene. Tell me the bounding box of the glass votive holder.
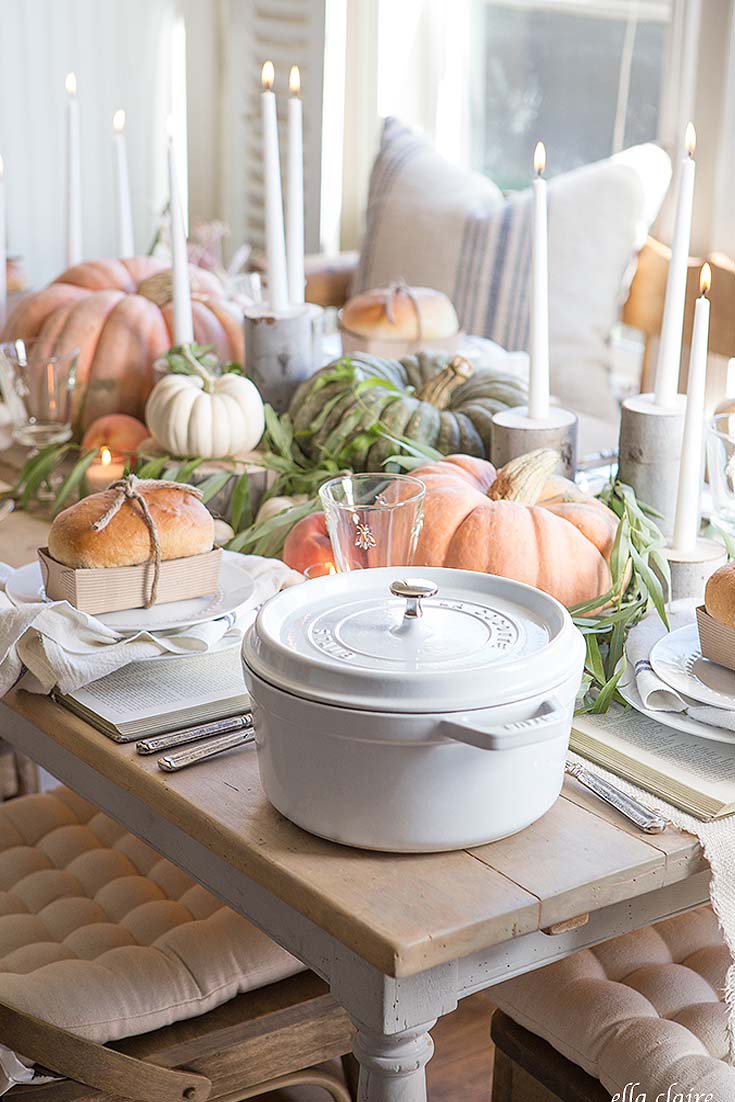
[318,473,425,572]
[707,412,735,538]
[303,561,338,580]
[0,339,79,448]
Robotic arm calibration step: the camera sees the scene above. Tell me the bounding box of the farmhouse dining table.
[0,503,713,1102]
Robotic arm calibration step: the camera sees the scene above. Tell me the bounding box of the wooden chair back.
[623,236,735,393]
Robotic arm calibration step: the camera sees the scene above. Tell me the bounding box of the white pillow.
[354,118,671,420]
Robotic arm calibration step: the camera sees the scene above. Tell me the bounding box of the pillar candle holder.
[617,393,686,537]
[244,305,314,412]
[490,405,578,478]
[660,539,727,603]
[305,302,325,365]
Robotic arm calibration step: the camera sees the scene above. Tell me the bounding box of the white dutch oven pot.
[242,567,585,852]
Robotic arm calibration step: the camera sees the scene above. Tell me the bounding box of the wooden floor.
[262,993,496,1101]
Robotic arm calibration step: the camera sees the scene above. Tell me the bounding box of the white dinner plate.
[5,551,256,635]
[618,667,735,744]
[650,623,735,710]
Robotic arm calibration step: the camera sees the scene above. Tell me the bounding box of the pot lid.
[243,567,581,713]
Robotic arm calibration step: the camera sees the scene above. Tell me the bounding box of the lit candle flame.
[328,564,336,575]
[533,141,546,176]
[289,65,301,96]
[65,72,77,97]
[686,122,696,158]
[112,109,126,134]
[261,60,275,91]
[100,446,112,467]
[700,262,712,297]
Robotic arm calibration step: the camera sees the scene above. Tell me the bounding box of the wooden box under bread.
[696,605,735,672]
[38,547,222,616]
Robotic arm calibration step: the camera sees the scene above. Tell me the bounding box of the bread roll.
[705,562,735,627]
[340,285,458,341]
[48,484,214,569]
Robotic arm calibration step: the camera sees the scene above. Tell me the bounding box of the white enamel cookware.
[242,567,585,852]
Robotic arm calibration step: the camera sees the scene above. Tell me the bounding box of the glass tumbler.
[707,412,735,538]
[0,339,79,448]
[319,473,425,572]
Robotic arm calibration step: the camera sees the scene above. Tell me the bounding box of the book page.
[67,646,247,725]
[573,708,735,805]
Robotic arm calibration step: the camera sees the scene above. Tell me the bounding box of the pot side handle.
[438,699,566,751]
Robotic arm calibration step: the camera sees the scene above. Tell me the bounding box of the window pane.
[475,1,671,189]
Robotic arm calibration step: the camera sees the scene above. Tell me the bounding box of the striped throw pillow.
[354,118,671,419]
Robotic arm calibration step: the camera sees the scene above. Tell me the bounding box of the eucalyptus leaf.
[53,450,98,512]
[196,471,232,505]
[229,472,253,532]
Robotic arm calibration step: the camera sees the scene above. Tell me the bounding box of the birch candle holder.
[490,406,578,478]
[617,394,686,538]
[244,305,314,412]
[306,302,325,364]
[661,539,727,603]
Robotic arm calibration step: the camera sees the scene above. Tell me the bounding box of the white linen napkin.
[0,555,302,697]
[626,599,735,732]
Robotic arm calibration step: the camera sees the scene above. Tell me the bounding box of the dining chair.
[622,236,735,394]
[0,786,356,1102]
[488,904,735,1101]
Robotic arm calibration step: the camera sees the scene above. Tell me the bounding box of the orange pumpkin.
[1,258,245,436]
[411,450,619,607]
[81,414,149,454]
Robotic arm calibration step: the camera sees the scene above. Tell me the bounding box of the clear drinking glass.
[707,412,735,538]
[0,339,79,447]
[319,473,425,572]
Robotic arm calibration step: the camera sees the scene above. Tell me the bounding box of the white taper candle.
[287,65,305,306]
[261,61,289,314]
[529,141,549,421]
[167,121,193,345]
[65,73,82,267]
[112,110,135,257]
[654,124,696,409]
[672,263,711,552]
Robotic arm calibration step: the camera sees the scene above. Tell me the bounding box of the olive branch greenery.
[572,481,670,714]
[7,351,673,714]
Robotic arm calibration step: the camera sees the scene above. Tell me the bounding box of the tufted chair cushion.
[492,905,735,1100]
[0,788,303,1043]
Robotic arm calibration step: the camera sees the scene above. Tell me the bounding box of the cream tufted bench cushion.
[492,906,735,1100]
[0,787,304,1044]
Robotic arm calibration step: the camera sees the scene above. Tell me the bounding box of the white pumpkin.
[255,494,308,525]
[145,372,265,459]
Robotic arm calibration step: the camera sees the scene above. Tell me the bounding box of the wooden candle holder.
[661,539,727,603]
[244,305,314,412]
[617,394,686,537]
[490,406,578,478]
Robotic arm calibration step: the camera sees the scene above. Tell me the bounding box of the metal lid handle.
[390,579,438,619]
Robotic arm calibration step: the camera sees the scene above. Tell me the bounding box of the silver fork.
[566,761,667,834]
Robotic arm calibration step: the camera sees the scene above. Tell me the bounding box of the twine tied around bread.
[91,475,203,608]
[382,278,422,342]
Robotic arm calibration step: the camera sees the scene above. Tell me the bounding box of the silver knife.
[158,728,256,772]
[566,761,667,834]
[136,713,252,755]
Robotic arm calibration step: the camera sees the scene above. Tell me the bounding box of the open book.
[572,709,735,821]
[58,646,250,742]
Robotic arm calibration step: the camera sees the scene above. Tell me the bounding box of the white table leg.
[352,1020,436,1102]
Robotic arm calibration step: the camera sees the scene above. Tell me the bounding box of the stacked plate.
[622,624,735,744]
[3,551,257,659]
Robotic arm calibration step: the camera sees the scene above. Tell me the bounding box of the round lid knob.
[390,578,439,619]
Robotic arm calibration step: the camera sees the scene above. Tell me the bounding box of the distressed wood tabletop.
[0,508,708,979]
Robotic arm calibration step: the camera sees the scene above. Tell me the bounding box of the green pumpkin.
[289,352,528,470]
